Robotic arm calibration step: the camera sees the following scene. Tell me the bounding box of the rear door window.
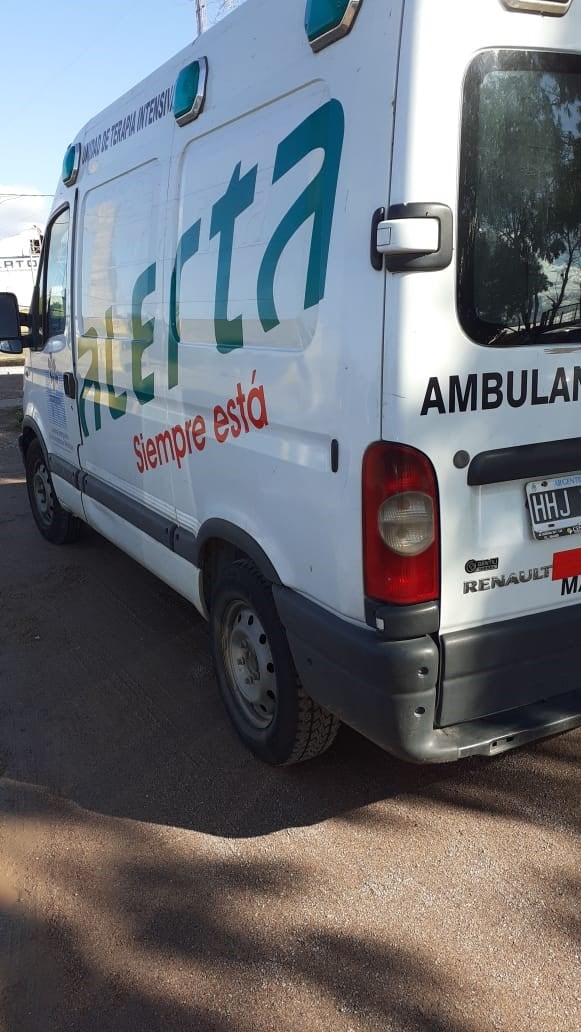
[458,51,581,346]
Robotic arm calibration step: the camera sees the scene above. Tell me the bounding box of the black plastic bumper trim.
[274,585,581,763]
[173,526,199,565]
[274,583,445,762]
[467,436,581,486]
[45,458,282,588]
[364,597,439,639]
[439,601,581,727]
[82,474,174,548]
[50,454,83,490]
[440,691,581,759]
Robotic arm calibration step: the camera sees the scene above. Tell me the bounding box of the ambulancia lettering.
[420,366,581,416]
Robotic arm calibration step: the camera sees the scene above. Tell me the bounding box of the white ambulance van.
[3,0,581,765]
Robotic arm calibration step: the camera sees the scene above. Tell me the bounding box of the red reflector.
[362,442,440,605]
[552,547,581,580]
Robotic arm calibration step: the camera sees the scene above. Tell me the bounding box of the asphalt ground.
[0,367,579,1032]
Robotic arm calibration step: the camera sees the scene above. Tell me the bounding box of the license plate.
[526,474,581,540]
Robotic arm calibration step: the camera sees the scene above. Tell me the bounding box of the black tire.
[210,559,340,765]
[25,439,81,545]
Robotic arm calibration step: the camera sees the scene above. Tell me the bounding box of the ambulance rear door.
[382,0,581,715]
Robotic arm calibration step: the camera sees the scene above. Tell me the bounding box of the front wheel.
[25,439,81,544]
[210,560,340,765]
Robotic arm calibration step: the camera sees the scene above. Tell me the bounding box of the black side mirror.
[0,293,21,340]
[0,339,23,355]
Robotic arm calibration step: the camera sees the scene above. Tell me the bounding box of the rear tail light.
[363,443,440,604]
[378,491,435,556]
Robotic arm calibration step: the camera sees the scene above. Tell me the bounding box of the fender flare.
[196,518,282,586]
[20,415,48,463]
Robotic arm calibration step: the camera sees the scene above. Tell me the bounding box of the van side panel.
[39,0,407,624]
[164,0,404,620]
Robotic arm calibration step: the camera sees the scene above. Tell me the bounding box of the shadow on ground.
[1,386,579,1031]
[3,777,577,1032]
[1,521,579,841]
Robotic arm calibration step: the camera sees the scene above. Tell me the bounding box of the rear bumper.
[273,586,581,763]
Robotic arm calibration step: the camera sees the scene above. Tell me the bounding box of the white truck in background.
[0,234,40,307]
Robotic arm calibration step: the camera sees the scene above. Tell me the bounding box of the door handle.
[63,372,76,399]
[371,202,453,272]
[377,217,440,257]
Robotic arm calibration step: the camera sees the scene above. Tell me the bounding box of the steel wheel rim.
[33,461,54,525]
[222,600,277,729]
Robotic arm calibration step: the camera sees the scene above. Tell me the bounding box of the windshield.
[458,50,581,345]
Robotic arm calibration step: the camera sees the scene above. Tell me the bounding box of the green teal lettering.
[104,307,127,419]
[168,220,201,389]
[78,328,102,437]
[257,99,344,332]
[132,263,156,405]
[210,161,257,354]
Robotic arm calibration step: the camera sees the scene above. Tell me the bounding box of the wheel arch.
[20,415,48,462]
[197,519,282,612]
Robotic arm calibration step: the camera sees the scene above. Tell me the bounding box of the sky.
[0,0,237,244]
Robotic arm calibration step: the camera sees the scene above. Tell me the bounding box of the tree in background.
[473,69,581,332]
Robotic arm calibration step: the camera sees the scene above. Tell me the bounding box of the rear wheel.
[25,439,81,544]
[210,560,340,765]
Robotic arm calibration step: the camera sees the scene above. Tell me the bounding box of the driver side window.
[40,208,70,342]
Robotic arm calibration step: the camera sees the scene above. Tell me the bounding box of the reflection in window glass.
[79,164,159,340]
[459,53,581,343]
[44,209,69,338]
